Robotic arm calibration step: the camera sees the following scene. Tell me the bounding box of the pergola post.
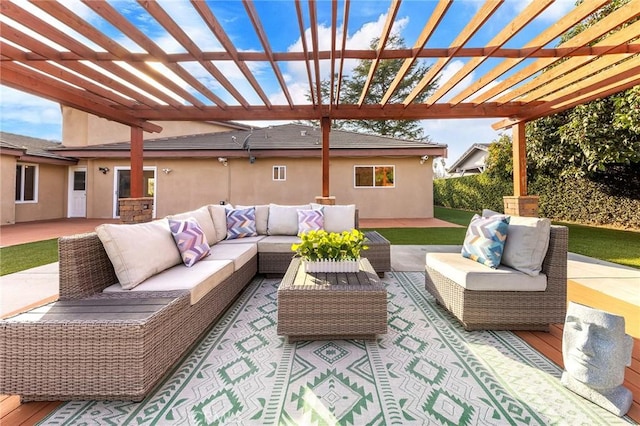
[119,126,154,223]
[503,121,539,217]
[314,117,336,206]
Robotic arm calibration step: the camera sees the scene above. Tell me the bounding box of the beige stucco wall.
[62,108,237,147]
[14,163,67,222]
[0,154,17,225]
[82,156,434,219]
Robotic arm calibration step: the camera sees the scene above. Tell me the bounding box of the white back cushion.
[207,204,231,243]
[311,203,356,233]
[482,210,551,276]
[96,219,182,290]
[236,204,269,235]
[267,204,311,235]
[167,205,216,244]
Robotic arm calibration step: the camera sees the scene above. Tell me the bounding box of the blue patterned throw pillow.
[169,218,210,267]
[461,214,510,268]
[226,207,258,240]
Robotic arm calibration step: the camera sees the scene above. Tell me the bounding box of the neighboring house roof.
[446,143,490,174]
[0,132,77,164]
[51,123,447,158]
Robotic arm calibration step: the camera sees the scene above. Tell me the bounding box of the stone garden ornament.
[561,302,634,416]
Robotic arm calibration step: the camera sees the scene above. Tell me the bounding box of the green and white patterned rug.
[41,272,632,425]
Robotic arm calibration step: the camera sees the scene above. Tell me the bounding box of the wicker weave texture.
[425,225,568,331]
[1,237,257,401]
[258,231,391,277]
[277,258,387,340]
[58,232,118,300]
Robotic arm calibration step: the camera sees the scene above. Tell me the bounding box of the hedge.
[435,174,640,230]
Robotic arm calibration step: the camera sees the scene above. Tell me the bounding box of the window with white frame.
[273,165,286,181]
[354,165,395,188]
[15,163,38,202]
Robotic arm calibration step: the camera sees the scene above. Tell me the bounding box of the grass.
[1,208,639,275]
[0,239,58,276]
[370,206,640,269]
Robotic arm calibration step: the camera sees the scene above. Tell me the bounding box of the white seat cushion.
[217,235,265,245]
[426,252,547,291]
[258,235,301,253]
[103,259,234,305]
[206,243,257,270]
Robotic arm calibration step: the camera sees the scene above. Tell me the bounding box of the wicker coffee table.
[277,257,387,342]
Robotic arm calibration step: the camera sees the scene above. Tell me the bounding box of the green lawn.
[0,239,58,276]
[369,206,640,269]
[1,207,639,275]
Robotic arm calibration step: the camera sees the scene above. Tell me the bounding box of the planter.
[303,259,360,273]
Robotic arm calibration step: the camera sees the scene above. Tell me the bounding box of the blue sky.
[0,0,576,167]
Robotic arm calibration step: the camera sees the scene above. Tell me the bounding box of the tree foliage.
[305,34,436,140]
[524,0,640,179]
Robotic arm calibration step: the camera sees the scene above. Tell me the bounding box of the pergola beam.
[0,0,636,130]
[380,0,451,106]
[1,64,161,133]
[424,0,552,106]
[402,0,503,107]
[243,0,294,108]
[357,0,401,106]
[130,102,535,121]
[449,0,610,105]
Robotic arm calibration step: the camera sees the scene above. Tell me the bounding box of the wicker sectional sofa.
[0,203,390,401]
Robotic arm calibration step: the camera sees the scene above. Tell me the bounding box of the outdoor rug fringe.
[40,272,633,425]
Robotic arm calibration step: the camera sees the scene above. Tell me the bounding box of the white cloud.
[514,0,575,22]
[284,13,409,91]
[0,86,62,139]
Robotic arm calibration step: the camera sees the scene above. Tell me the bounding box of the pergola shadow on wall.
[1,0,638,216]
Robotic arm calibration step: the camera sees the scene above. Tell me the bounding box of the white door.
[68,167,87,217]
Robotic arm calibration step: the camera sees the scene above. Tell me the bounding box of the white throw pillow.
[207,204,231,243]
[482,210,551,276]
[96,219,182,290]
[236,204,269,235]
[311,203,356,233]
[167,205,217,245]
[267,204,311,235]
[501,216,551,276]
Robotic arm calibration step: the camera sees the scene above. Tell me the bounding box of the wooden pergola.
[1,0,639,213]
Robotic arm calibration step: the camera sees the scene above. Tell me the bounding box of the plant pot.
[303,259,360,273]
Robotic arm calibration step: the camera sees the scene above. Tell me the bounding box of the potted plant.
[291,229,368,273]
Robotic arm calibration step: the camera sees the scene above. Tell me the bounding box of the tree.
[305,34,437,140]
[525,0,640,179]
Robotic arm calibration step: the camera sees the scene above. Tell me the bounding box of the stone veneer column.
[119,197,154,224]
[503,195,539,217]
[314,196,336,206]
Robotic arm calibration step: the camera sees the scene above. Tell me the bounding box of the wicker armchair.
[425,225,568,331]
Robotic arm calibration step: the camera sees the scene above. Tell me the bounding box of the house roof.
[51,124,447,158]
[0,132,76,164]
[1,1,637,133]
[446,143,490,173]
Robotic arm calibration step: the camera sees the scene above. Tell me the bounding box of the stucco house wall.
[1,154,17,225]
[77,156,434,220]
[14,163,67,222]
